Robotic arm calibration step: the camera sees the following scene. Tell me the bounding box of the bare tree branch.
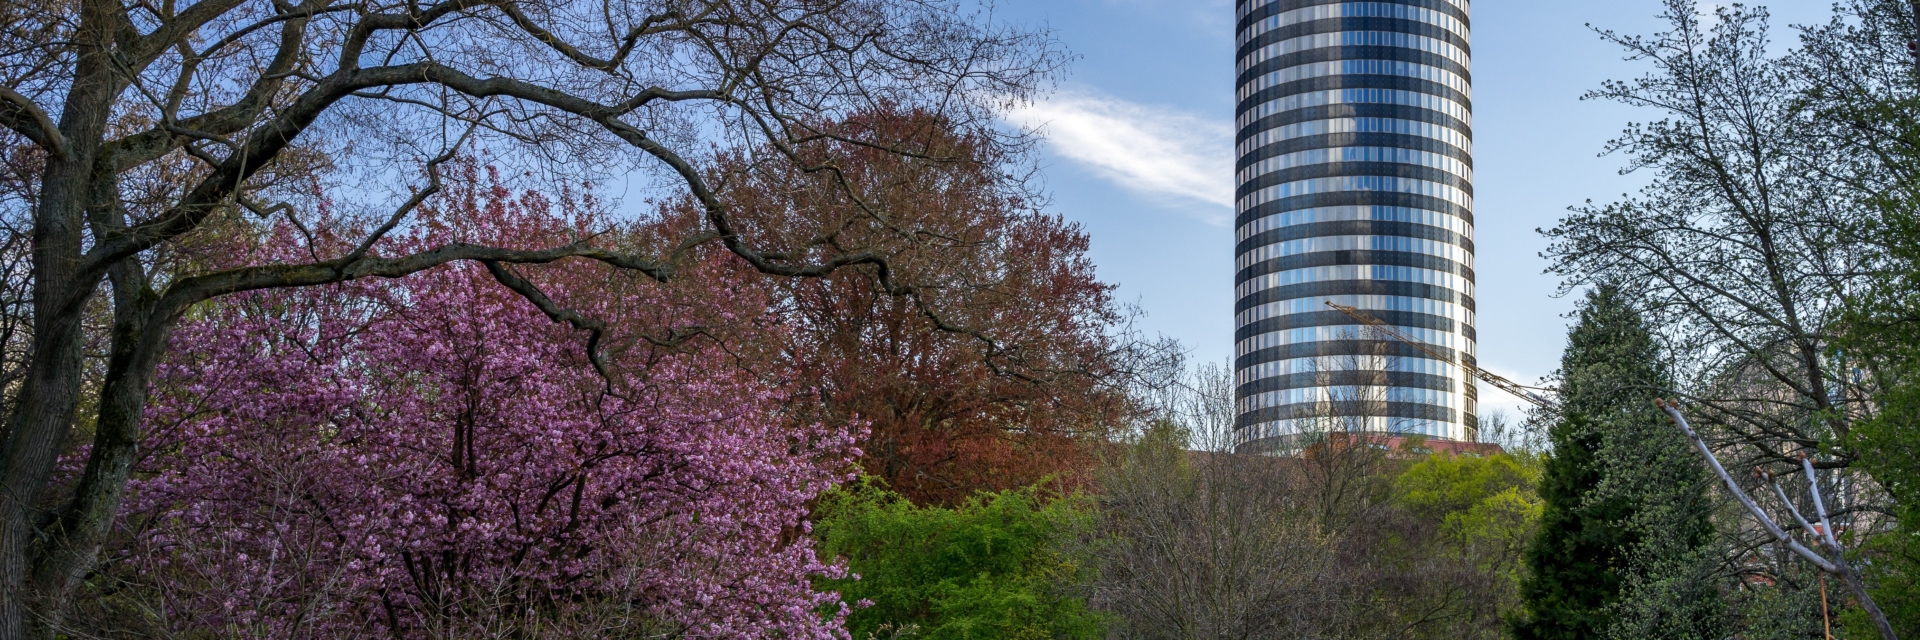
[0,88,66,159]
[1658,399,1897,640]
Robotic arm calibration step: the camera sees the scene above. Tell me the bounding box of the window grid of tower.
[1233,0,1477,452]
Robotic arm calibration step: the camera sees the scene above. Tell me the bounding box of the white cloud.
[1003,91,1234,223]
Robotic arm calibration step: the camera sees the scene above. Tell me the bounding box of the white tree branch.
[1657,399,1838,572]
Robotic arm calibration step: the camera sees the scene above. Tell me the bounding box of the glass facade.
[1233,0,1477,452]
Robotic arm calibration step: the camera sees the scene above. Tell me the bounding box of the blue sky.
[992,0,1832,418]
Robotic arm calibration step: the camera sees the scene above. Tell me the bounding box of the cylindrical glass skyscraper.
[1233,0,1477,452]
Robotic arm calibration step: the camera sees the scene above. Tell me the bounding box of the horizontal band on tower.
[1237,324,1475,357]
[1240,17,1469,59]
[1237,370,1457,399]
[1238,189,1472,226]
[1235,417,1470,451]
[1240,73,1470,115]
[1240,30,1471,73]
[1241,87,1471,135]
[1237,161,1472,199]
[1243,123,1471,160]
[1241,60,1470,105]
[1235,399,1458,428]
[1241,179,1473,215]
[1239,264,1475,306]
[1238,45,1471,87]
[1236,309,1475,342]
[1241,390,1464,421]
[1239,351,1467,384]
[1237,220,1473,254]
[1235,279,1476,313]
[1238,234,1473,271]
[1236,339,1474,370]
[1241,148,1475,191]
[1239,205,1472,241]
[1238,104,1472,147]
[1238,248,1474,284]
[1239,0,1471,36]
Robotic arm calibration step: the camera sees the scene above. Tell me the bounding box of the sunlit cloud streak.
[1003,91,1234,224]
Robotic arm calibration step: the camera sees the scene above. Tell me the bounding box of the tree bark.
[0,3,120,634]
[26,248,164,632]
[1840,562,1900,640]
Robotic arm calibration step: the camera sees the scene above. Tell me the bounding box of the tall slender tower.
[1233,0,1476,452]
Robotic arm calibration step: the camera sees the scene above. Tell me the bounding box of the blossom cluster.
[119,171,859,637]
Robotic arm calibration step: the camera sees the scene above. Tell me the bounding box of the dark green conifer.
[1511,285,1722,639]
[1510,413,1636,639]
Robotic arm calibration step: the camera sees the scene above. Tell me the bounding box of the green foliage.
[1395,451,1543,610]
[1844,525,1920,640]
[812,479,1105,640]
[1514,285,1727,639]
[1841,316,1920,638]
[1512,287,1666,639]
[1569,286,1725,639]
[1556,285,1669,421]
[1727,566,1833,640]
[1396,452,1543,567]
[1839,192,1920,637]
[1606,544,1729,640]
[1511,414,1638,640]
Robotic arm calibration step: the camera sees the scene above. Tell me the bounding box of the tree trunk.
[0,313,88,640]
[1,196,93,639]
[26,254,168,633]
[0,5,118,633]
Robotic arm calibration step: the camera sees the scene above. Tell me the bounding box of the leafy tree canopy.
[1396,452,1543,563]
[812,479,1104,640]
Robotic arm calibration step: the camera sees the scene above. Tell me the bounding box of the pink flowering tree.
[102,168,860,637]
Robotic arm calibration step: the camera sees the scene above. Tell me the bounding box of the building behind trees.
[1232,0,1480,451]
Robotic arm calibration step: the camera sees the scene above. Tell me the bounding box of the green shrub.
[813,479,1104,640]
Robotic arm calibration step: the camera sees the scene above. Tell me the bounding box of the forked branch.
[1656,399,1897,640]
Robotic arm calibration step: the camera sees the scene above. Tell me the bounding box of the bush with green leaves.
[1395,451,1543,579]
[812,480,1104,640]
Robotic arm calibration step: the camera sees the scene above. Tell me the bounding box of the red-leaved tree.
[673,110,1133,504]
[94,168,859,637]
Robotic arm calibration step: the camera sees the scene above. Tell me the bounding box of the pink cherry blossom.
[114,166,860,637]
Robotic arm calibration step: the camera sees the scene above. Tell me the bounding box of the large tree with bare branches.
[1546,0,1920,634]
[0,0,1065,634]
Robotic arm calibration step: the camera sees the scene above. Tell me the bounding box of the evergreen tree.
[1510,413,1636,639]
[1556,286,1666,421]
[1511,285,1724,639]
[1576,288,1724,640]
